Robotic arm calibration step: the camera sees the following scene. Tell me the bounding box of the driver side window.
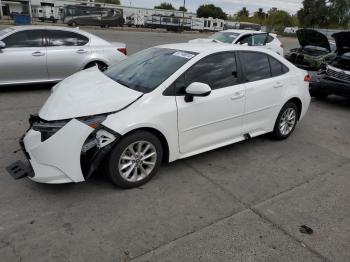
[172,52,238,95]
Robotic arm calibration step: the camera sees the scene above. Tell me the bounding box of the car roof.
[156,42,273,54]
[220,29,277,37]
[8,25,82,32]
[221,29,263,34]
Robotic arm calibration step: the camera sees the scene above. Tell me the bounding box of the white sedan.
[7,43,310,188]
[0,26,127,86]
[190,30,284,56]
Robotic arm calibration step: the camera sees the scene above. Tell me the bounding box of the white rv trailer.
[191,17,224,32]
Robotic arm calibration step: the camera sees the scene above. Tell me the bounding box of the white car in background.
[7,43,310,188]
[0,26,127,86]
[190,30,284,56]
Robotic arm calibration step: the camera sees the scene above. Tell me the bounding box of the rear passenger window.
[48,30,89,46]
[269,56,289,77]
[266,35,274,43]
[185,52,238,90]
[239,52,271,82]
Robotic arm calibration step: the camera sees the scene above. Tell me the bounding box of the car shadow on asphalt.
[312,95,350,109]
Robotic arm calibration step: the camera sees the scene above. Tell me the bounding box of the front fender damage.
[25,119,95,183]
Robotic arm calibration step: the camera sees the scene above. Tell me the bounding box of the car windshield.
[0,28,14,38]
[208,32,240,43]
[104,48,197,93]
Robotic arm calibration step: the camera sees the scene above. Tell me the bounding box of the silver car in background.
[0,26,127,86]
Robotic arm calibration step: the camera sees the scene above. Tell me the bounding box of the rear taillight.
[304,74,312,82]
[118,48,127,55]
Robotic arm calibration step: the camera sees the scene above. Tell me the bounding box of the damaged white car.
[7,43,311,188]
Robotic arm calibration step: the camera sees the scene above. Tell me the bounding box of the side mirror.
[0,41,6,49]
[184,82,211,102]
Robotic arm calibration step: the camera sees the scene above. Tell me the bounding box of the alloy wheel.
[118,141,157,182]
[279,108,297,136]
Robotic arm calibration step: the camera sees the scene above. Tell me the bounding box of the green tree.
[179,6,187,12]
[95,0,120,4]
[297,0,329,27]
[328,0,350,27]
[235,7,249,18]
[196,4,227,20]
[253,8,267,23]
[154,2,176,10]
[267,8,293,27]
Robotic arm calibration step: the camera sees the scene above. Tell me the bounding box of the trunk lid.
[332,31,350,55]
[296,29,331,52]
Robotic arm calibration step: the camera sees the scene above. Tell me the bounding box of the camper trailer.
[144,15,191,31]
[191,17,224,32]
[63,5,124,27]
[125,13,145,27]
[32,6,61,22]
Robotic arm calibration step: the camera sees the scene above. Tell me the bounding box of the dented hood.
[332,31,350,55]
[297,29,331,52]
[39,67,142,121]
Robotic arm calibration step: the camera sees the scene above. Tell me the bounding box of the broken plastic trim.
[81,126,120,179]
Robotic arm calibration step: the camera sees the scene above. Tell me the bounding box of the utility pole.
[182,0,186,31]
[0,0,3,20]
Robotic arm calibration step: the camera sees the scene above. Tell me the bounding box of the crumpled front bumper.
[18,119,94,184]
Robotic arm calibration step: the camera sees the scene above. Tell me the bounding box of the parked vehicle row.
[6,41,311,188]
[190,30,284,56]
[0,26,127,86]
[285,28,350,99]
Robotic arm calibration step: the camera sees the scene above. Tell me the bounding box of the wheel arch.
[285,97,302,120]
[83,59,109,70]
[121,127,170,163]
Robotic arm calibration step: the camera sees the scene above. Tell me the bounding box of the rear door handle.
[231,91,245,100]
[32,51,45,57]
[274,82,283,88]
[76,49,87,54]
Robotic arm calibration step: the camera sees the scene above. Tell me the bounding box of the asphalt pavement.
[0,27,350,262]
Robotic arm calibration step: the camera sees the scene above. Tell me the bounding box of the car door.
[0,29,48,85]
[238,51,287,135]
[45,30,91,81]
[175,52,246,154]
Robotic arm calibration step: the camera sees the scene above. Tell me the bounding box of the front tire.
[271,102,298,140]
[106,131,163,188]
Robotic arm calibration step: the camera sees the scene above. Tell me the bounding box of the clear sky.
[121,0,303,15]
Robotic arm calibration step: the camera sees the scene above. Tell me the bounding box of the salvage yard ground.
[0,27,349,262]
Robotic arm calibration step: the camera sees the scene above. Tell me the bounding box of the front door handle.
[32,51,45,57]
[76,49,87,54]
[231,91,245,100]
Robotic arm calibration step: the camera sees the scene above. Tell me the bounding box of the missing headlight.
[32,120,68,142]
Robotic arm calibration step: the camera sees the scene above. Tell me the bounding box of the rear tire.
[106,131,163,189]
[271,102,298,140]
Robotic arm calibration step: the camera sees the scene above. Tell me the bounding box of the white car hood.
[39,67,142,121]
